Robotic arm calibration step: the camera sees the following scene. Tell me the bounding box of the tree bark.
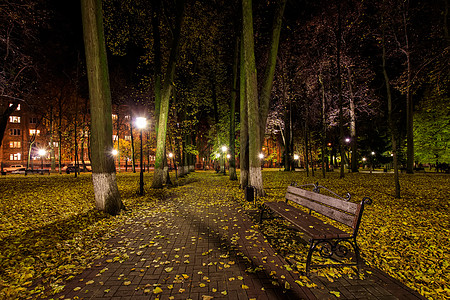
[229,35,239,181]
[258,0,287,147]
[242,0,264,196]
[130,118,136,173]
[347,67,358,172]
[337,3,345,179]
[319,74,326,178]
[152,0,185,188]
[382,21,401,198]
[239,33,249,189]
[81,0,122,215]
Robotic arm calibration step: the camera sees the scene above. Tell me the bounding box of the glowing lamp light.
[345,138,351,143]
[112,149,118,156]
[135,117,147,129]
[168,152,173,158]
[362,157,367,161]
[215,153,220,159]
[221,145,227,153]
[294,154,299,160]
[259,153,264,159]
[226,154,230,159]
[38,149,46,157]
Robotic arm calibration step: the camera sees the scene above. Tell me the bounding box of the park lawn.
[0,170,448,299]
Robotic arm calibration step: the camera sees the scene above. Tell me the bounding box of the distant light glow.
[38,149,46,156]
[294,154,299,160]
[168,152,173,158]
[259,153,264,159]
[221,145,227,153]
[112,149,118,156]
[135,117,147,129]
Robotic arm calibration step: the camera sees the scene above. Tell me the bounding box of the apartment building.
[0,102,48,168]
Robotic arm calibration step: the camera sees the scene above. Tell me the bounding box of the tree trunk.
[382,21,401,198]
[152,0,185,188]
[258,0,287,147]
[58,94,62,174]
[81,0,122,215]
[229,35,239,181]
[49,107,56,172]
[74,95,79,178]
[130,118,136,173]
[347,67,358,172]
[319,74,326,178]
[337,3,345,179]
[242,0,264,196]
[239,34,249,188]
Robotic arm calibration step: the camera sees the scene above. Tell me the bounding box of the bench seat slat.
[287,186,359,214]
[263,202,351,239]
[285,192,356,228]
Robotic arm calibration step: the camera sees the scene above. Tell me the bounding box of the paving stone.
[53,180,426,300]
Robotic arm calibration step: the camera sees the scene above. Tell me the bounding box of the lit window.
[112,114,118,120]
[10,153,21,161]
[29,129,40,136]
[30,117,37,124]
[9,128,21,136]
[124,135,131,141]
[112,135,118,141]
[9,103,20,111]
[52,142,59,147]
[9,141,21,148]
[125,115,130,120]
[9,116,21,123]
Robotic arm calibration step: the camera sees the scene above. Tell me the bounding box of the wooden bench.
[260,182,372,275]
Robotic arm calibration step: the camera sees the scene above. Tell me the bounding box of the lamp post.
[38,149,46,170]
[294,154,299,169]
[135,117,147,196]
[112,149,118,171]
[215,153,220,172]
[259,153,264,169]
[221,145,227,175]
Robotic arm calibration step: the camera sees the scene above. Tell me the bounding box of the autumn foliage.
[0,171,448,299]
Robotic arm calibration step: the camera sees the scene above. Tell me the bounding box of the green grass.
[0,170,448,299]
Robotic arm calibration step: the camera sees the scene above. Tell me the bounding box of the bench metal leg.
[305,240,315,276]
[353,238,361,276]
[259,207,265,224]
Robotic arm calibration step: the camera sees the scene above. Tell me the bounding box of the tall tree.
[152,0,185,188]
[81,0,123,215]
[229,35,239,181]
[239,35,249,188]
[242,0,264,196]
[382,19,401,198]
[258,0,287,147]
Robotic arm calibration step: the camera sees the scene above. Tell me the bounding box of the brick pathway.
[56,177,426,300]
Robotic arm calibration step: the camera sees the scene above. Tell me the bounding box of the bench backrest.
[285,185,369,233]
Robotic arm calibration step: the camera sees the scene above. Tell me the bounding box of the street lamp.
[38,149,46,170]
[168,152,173,170]
[221,146,227,175]
[112,149,118,156]
[259,153,264,169]
[135,117,147,196]
[294,154,299,169]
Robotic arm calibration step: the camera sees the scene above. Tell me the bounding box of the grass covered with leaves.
[0,173,163,299]
[248,170,449,300]
[0,170,448,299]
